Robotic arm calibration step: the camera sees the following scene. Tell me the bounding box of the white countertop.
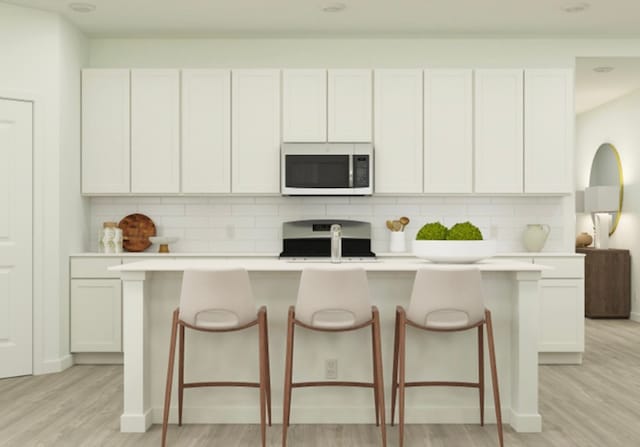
[109,257,548,273]
[73,251,583,258]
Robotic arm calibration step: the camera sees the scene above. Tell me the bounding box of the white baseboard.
[73,352,123,364]
[630,312,640,323]
[151,405,511,426]
[538,352,583,365]
[38,354,73,375]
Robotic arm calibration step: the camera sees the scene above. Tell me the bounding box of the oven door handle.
[348,155,354,188]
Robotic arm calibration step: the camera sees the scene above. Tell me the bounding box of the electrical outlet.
[325,359,338,380]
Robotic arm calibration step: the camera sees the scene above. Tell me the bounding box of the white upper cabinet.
[232,69,281,193]
[81,69,130,194]
[424,69,473,193]
[524,69,574,193]
[282,70,327,142]
[181,70,231,193]
[328,70,372,142]
[373,69,423,193]
[474,69,524,193]
[131,70,180,193]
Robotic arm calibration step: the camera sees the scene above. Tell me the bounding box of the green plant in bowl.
[446,221,483,240]
[416,222,448,240]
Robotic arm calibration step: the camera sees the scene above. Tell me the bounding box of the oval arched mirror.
[588,143,624,235]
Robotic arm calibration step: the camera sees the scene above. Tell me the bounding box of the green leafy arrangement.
[446,221,483,240]
[415,221,483,241]
[415,222,449,240]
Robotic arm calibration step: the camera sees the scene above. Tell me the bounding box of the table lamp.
[584,185,620,249]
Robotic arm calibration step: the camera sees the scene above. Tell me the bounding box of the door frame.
[0,89,45,375]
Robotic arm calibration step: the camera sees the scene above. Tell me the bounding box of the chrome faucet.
[330,224,342,263]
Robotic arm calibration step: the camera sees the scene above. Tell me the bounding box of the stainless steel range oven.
[281,143,373,196]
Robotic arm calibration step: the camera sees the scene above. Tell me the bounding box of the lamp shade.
[584,185,620,213]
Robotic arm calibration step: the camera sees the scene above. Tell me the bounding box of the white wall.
[0,3,88,373]
[576,88,640,320]
[89,37,640,69]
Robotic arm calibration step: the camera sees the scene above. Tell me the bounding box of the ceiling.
[3,0,640,38]
[5,1,640,113]
[576,58,640,114]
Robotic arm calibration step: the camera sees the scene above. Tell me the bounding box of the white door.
[0,99,33,378]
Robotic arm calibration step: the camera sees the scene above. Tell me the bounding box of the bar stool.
[282,266,386,447]
[161,268,271,447]
[390,266,503,447]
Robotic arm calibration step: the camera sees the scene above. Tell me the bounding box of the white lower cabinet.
[496,255,584,364]
[71,279,122,352]
[70,257,123,353]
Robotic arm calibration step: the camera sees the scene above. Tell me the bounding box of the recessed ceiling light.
[593,66,615,73]
[562,2,590,13]
[68,2,96,13]
[322,2,346,13]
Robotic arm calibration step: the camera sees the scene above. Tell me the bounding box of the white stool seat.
[194,309,240,329]
[311,309,356,329]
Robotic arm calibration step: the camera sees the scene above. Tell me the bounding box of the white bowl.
[412,240,497,264]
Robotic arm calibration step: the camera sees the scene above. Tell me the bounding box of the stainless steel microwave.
[281,143,373,196]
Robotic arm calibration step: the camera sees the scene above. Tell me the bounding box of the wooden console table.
[576,248,630,318]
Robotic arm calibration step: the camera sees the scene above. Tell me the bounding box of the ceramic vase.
[523,224,550,252]
[389,232,406,253]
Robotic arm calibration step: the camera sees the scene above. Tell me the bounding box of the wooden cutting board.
[118,213,156,252]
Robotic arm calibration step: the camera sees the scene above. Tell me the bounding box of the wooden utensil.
[118,213,156,252]
[399,216,410,231]
[386,220,395,231]
[392,220,403,232]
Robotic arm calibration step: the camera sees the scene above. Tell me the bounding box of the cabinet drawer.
[534,257,584,279]
[71,257,122,278]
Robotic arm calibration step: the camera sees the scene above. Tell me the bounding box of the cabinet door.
[131,69,180,193]
[232,70,281,193]
[328,70,372,142]
[181,69,231,193]
[81,69,130,193]
[70,279,122,352]
[538,279,584,352]
[524,69,574,193]
[424,69,473,193]
[474,69,524,193]
[282,69,327,142]
[373,69,423,193]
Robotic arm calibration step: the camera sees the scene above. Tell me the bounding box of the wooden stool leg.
[178,324,185,426]
[258,310,267,447]
[372,309,387,447]
[161,309,179,447]
[485,310,504,447]
[398,311,407,447]
[371,322,380,427]
[478,324,484,426]
[282,307,295,447]
[390,307,400,427]
[263,311,272,427]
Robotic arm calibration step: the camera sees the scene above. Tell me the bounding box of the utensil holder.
[390,232,406,253]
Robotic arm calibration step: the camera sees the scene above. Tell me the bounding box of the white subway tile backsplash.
[232,204,279,216]
[88,195,569,254]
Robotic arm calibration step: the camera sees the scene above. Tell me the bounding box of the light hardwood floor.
[1,319,639,446]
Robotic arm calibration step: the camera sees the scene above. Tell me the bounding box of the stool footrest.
[183,381,260,389]
[402,381,480,388]
[293,381,374,388]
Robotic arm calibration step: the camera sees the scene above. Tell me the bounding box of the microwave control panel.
[353,155,370,188]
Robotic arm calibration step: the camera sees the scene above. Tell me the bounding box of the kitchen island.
[111,257,546,434]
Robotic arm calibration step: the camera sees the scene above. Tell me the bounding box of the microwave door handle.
[348,155,354,187]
